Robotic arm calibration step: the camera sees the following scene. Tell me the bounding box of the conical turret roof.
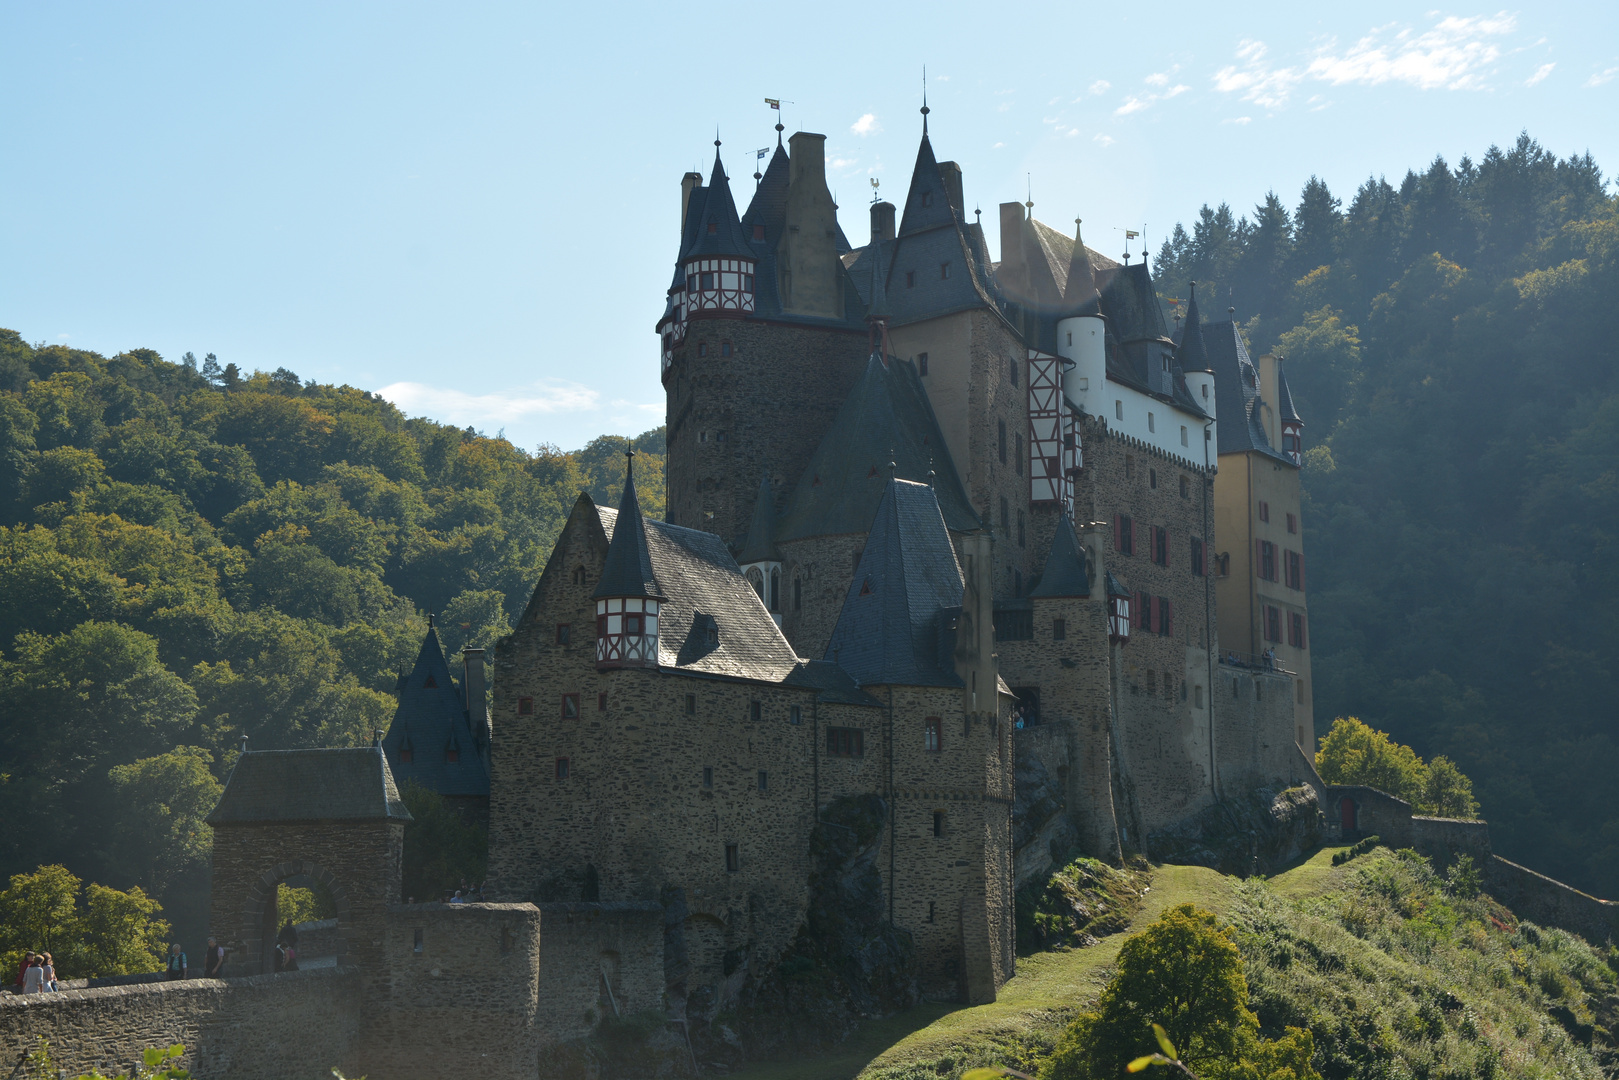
[1030,514,1091,598]
[1061,219,1100,314]
[897,131,956,238]
[684,148,752,260]
[1177,283,1213,374]
[594,451,663,601]
[737,474,780,564]
[1277,362,1302,424]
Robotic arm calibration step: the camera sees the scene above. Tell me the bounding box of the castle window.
[556,624,571,645]
[1191,537,1205,577]
[1286,513,1298,534]
[423,675,437,689]
[562,694,580,719]
[703,767,713,788]
[1258,541,1277,582]
[918,352,929,376]
[750,700,762,722]
[1138,591,1154,633]
[1149,468,1157,490]
[859,577,873,596]
[1286,550,1304,590]
[413,929,424,953]
[922,191,933,207]
[720,341,732,358]
[1181,426,1189,447]
[698,342,708,358]
[1194,685,1204,709]
[924,717,942,752]
[1014,569,1024,596]
[518,697,534,716]
[1217,552,1230,577]
[1258,500,1270,523]
[1288,612,1307,649]
[1146,669,1156,696]
[1148,412,1156,433]
[1152,526,1168,566]
[1115,400,1124,421]
[1115,514,1134,555]
[940,261,950,279]
[685,693,696,715]
[1000,496,1010,533]
[716,432,727,442]
[1180,476,1191,499]
[1108,592,1131,643]
[707,222,718,235]
[572,566,589,585]
[993,606,1033,641]
[399,746,413,764]
[1017,511,1026,547]
[826,727,864,758]
[932,811,945,837]
[1125,456,1135,480]
[445,743,459,763]
[1158,597,1173,637]
[790,705,802,725]
[1015,434,1023,476]
[725,844,740,872]
[906,270,917,288]
[794,577,803,611]
[752,224,765,241]
[1265,605,1282,642]
[555,757,569,780]
[998,420,1007,463]
[928,901,936,922]
[595,692,606,712]
[1009,356,1018,385]
[700,271,714,289]
[1052,617,1066,641]
[757,770,768,792]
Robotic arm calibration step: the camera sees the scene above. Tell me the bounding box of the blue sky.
[3,2,1614,451]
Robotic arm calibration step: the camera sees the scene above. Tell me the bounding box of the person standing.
[21,957,45,995]
[40,953,56,991]
[165,943,187,981]
[15,951,35,993]
[203,937,226,979]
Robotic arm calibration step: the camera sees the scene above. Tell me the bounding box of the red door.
[1340,797,1357,832]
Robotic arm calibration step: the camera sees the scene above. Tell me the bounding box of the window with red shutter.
[1163,599,1173,638]
[1138,591,1152,632]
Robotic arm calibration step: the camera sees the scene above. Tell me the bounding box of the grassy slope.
[729,862,1251,1080]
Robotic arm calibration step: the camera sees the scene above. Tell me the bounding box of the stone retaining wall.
[536,901,666,1043]
[0,966,361,1080]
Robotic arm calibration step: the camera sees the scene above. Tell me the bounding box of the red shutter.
[1114,516,1122,551]
[1163,528,1170,566]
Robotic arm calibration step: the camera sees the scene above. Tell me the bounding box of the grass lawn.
[727,864,1240,1080]
[1264,843,1352,901]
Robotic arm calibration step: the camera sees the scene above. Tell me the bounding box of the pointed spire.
[921,66,930,135]
[1060,217,1100,315]
[1030,513,1091,598]
[684,141,752,260]
[737,473,780,565]
[1276,359,1302,424]
[594,449,663,601]
[1177,281,1213,374]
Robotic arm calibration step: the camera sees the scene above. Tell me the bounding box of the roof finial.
[1025,174,1033,217]
[928,457,936,488]
[921,66,930,134]
[428,612,435,628]
[625,445,636,483]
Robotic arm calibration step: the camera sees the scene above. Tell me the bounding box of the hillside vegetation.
[1153,133,1619,897]
[0,330,663,930]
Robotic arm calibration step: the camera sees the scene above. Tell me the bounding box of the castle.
[485,105,1312,1015]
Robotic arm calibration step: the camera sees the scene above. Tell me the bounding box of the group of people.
[446,879,487,904]
[165,938,229,980]
[12,951,57,994]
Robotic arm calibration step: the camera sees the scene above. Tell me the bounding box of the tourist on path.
[14,951,35,993]
[40,953,56,991]
[204,937,226,979]
[21,957,45,994]
[166,943,187,980]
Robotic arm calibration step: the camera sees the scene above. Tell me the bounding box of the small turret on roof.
[1059,218,1101,316]
[1030,514,1091,598]
[1176,282,1213,374]
[381,619,490,799]
[594,450,663,602]
[683,144,753,261]
[1276,361,1302,424]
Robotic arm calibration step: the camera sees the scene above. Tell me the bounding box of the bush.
[1331,835,1381,866]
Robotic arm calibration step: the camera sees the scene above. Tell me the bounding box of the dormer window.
[752,224,765,241]
[906,271,916,288]
[423,675,437,689]
[1108,593,1131,643]
[445,743,459,764]
[707,222,718,234]
[684,257,757,317]
[922,191,933,207]
[720,342,732,357]
[940,262,950,280]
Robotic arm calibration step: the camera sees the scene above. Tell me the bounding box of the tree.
[79,882,169,976]
[0,865,81,967]
[106,747,223,895]
[0,865,169,979]
[399,781,487,902]
[1314,717,1428,805]
[1422,756,1479,819]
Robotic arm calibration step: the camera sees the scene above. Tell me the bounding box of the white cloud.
[1588,66,1619,87]
[1525,62,1555,86]
[1114,96,1150,115]
[55,333,70,340]
[935,74,950,81]
[1093,133,1115,147]
[992,141,1005,149]
[998,101,1012,112]
[1221,116,1253,125]
[1163,84,1190,98]
[1213,39,1304,109]
[851,113,880,136]
[1089,79,1111,95]
[829,157,857,169]
[1146,72,1169,87]
[380,379,602,430]
[1305,13,1517,91]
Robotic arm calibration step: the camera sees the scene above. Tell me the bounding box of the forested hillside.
[0,331,664,933]
[1154,133,1619,897]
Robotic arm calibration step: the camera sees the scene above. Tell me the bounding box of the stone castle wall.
[0,966,362,1080]
[535,902,666,1041]
[665,318,867,544]
[1212,666,1299,796]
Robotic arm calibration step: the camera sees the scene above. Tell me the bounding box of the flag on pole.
[1125,230,1140,239]
[765,98,780,109]
[757,148,769,160]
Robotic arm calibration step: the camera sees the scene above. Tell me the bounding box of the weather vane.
[870,176,881,203]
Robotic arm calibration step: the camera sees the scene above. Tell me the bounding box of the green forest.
[0,333,664,948]
[0,129,1615,965]
[1153,132,1619,896]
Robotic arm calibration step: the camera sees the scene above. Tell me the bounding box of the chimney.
[999,202,1028,299]
[462,648,490,757]
[680,172,702,236]
[870,201,896,245]
[937,161,964,216]
[781,132,841,318]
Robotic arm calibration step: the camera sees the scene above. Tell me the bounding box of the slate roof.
[777,353,979,541]
[881,132,1002,326]
[381,625,489,797]
[1176,285,1213,374]
[736,474,780,564]
[783,659,882,706]
[1205,318,1292,462]
[825,478,967,688]
[683,150,752,260]
[207,748,412,825]
[595,452,663,601]
[1104,568,1131,599]
[1276,362,1302,424]
[1029,514,1091,598]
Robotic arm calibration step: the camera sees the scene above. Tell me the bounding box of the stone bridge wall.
[536,901,667,1043]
